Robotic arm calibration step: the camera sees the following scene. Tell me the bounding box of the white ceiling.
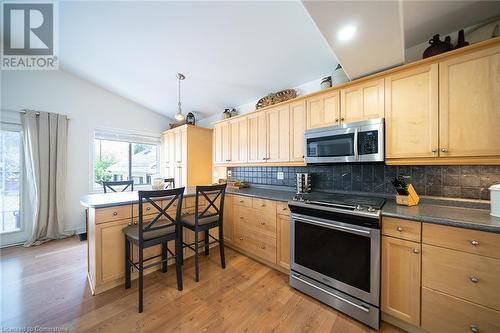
[59,1,337,120]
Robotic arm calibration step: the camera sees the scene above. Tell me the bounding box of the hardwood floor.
[0,237,404,333]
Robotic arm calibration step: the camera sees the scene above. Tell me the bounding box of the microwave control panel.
[358,130,378,155]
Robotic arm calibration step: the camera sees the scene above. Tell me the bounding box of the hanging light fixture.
[175,73,186,121]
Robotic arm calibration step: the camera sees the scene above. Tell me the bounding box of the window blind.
[94,129,161,145]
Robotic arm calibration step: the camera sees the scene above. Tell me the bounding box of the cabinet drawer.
[423,223,500,259]
[382,217,421,242]
[233,195,252,208]
[95,205,133,224]
[132,200,163,217]
[234,225,277,264]
[234,205,276,236]
[422,287,500,333]
[422,244,500,310]
[276,201,290,217]
[252,198,276,215]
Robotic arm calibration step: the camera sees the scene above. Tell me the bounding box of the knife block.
[396,184,420,206]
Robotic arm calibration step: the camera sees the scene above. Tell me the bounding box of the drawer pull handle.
[240,217,244,220]
[239,237,243,241]
[470,240,479,246]
[260,245,266,249]
[261,204,266,207]
[412,248,420,254]
[396,226,403,232]
[282,207,287,211]
[146,207,151,211]
[260,222,265,225]
[470,325,479,333]
[469,276,479,283]
[128,222,132,226]
[112,212,118,216]
[239,200,244,203]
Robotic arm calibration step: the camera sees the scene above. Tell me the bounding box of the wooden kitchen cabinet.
[213,123,224,164]
[266,105,290,163]
[381,235,421,326]
[213,122,231,164]
[306,90,340,129]
[277,214,290,270]
[439,44,500,158]
[248,112,267,163]
[289,100,306,161]
[385,64,439,160]
[229,117,248,164]
[340,78,384,123]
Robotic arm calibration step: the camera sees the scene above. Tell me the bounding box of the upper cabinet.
[289,100,306,161]
[306,90,340,129]
[340,78,385,123]
[267,105,290,163]
[248,112,267,163]
[229,117,248,164]
[439,44,500,158]
[385,64,439,159]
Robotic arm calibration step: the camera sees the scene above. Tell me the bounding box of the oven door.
[290,213,380,306]
[304,127,358,163]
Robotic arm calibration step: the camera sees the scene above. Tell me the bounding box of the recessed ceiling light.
[337,25,357,42]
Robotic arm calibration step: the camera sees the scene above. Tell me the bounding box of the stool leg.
[219,225,226,269]
[194,231,200,282]
[180,226,184,266]
[161,242,168,273]
[204,230,209,256]
[125,238,131,289]
[138,245,144,313]
[175,237,183,291]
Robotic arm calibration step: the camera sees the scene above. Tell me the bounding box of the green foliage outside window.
[94,154,117,185]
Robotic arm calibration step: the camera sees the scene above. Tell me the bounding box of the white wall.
[1,70,171,233]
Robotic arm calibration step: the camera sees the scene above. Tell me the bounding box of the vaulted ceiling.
[50,1,500,120]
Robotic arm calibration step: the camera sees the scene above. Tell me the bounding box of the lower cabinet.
[277,214,290,270]
[381,235,421,326]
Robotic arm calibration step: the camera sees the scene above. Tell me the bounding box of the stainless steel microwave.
[304,118,384,164]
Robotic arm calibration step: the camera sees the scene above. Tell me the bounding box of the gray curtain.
[23,111,71,246]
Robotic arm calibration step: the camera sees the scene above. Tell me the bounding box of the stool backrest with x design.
[103,180,134,193]
[138,188,184,245]
[194,184,227,228]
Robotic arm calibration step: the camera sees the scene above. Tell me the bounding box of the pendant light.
[175,73,186,121]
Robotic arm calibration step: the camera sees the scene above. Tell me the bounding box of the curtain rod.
[1,108,71,119]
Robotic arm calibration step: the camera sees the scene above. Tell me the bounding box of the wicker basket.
[256,89,297,109]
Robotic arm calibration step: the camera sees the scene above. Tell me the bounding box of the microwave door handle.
[353,128,359,161]
[293,217,371,236]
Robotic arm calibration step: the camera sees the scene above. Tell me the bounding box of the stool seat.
[123,221,175,242]
[181,214,219,228]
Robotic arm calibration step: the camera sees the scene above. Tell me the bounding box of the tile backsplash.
[227,164,500,200]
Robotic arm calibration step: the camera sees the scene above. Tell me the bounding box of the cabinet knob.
[112,212,118,216]
[146,207,151,211]
[341,117,345,121]
[470,325,479,333]
[128,222,132,226]
[441,148,448,152]
[261,245,266,249]
[260,222,265,225]
[239,200,244,203]
[412,248,420,254]
[240,216,244,220]
[396,226,403,232]
[469,276,479,283]
[261,204,266,207]
[335,118,339,123]
[239,237,243,241]
[470,240,479,246]
[432,148,438,153]
[282,207,287,211]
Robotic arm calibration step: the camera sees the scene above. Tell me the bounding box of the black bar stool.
[123,188,184,313]
[181,184,227,282]
[102,180,134,193]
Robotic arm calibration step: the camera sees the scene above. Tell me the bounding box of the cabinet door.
[168,132,176,166]
[340,78,384,123]
[385,64,439,159]
[381,236,421,326]
[230,117,248,163]
[289,100,306,161]
[306,90,340,129]
[267,105,290,163]
[223,194,233,242]
[248,112,267,163]
[277,214,290,270]
[439,45,500,157]
[96,219,131,284]
[221,122,231,163]
[174,129,183,164]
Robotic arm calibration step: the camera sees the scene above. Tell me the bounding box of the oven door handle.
[292,274,370,313]
[293,217,371,236]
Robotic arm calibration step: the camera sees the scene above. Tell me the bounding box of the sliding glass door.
[0,125,31,247]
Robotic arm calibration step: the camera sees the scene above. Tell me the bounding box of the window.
[93,130,160,191]
[0,128,22,234]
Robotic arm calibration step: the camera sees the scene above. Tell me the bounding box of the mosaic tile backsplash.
[227,164,500,200]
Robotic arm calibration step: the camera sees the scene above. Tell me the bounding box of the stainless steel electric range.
[288,192,386,330]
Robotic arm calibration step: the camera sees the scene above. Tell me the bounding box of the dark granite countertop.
[382,201,500,233]
[226,187,295,202]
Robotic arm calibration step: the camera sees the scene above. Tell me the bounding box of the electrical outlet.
[277,171,284,180]
[227,170,232,177]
